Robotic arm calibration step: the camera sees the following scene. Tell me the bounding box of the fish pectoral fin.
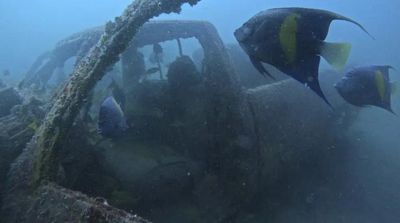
[320,41,351,71]
[249,56,275,80]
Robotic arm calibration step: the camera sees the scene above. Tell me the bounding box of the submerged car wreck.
[0,0,360,222]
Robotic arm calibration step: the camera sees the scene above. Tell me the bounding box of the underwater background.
[0,0,400,222]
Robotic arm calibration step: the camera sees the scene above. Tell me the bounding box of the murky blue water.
[0,1,399,222]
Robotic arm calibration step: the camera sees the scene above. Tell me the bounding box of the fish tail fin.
[320,41,352,71]
[374,65,396,77]
[333,15,375,39]
[391,82,400,95]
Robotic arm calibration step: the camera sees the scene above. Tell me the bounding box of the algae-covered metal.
[1,0,201,222]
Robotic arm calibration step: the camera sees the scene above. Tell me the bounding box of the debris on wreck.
[0,97,45,206]
[167,55,202,90]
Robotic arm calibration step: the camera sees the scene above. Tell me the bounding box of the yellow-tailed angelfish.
[234,7,372,106]
[335,65,396,113]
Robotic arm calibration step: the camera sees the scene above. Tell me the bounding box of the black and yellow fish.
[335,65,397,113]
[234,7,372,106]
[98,96,128,138]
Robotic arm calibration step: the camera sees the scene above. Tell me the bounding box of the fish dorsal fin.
[320,41,352,71]
[330,12,375,39]
[287,8,373,40]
